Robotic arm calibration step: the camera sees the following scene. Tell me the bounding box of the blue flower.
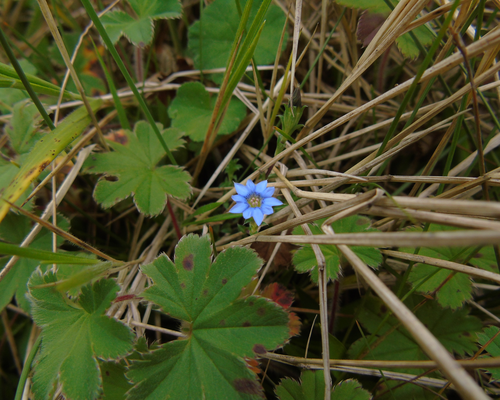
[229,180,283,226]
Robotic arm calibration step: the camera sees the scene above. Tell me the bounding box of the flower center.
[247,194,261,208]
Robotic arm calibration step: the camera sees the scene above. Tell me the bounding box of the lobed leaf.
[29,273,134,400]
[127,234,291,399]
[101,0,182,47]
[83,121,190,216]
[405,225,498,309]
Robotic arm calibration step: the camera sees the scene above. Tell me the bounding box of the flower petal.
[243,207,253,219]
[231,194,247,203]
[262,186,275,197]
[246,180,256,192]
[261,205,273,215]
[262,197,283,207]
[234,182,250,197]
[230,202,249,214]
[252,208,264,226]
[255,180,268,195]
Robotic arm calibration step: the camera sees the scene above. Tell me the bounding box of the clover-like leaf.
[188,0,287,72]
[293,216,382,283]
[168,82,246,142]
[404,225,498,309]
[127,234,291,399]
[0,213,69,312]
[82,121,190,216]
[101,0,182,47]
[276,370,370,400]
[28,273,134,400]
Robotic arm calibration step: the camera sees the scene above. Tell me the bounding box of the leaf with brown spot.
[130,234,291,399]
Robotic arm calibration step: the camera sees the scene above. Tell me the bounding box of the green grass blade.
[0,242,100,265]
[91,38,130,130]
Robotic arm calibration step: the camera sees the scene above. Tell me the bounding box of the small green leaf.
[188,0,287,72]
[405,225,497,309]
[127,234,291,399]
[168,82,246,142]
[0,213,70,312]
[5,101,43,154]
[83,121,191,216]
[29,273,134,400]
[331,379,371,400]
[276,371,370,400]
[477,326,500,381]
[293,216,382,283]
[101,0,182,47]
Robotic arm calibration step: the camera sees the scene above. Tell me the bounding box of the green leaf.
[127,234,290,399]
[28,273,134,400]
[331,379,371,400]
[100,360,133,400]
[101,0,182,47]
[0,213,71,312]
[188,0,286,71]
[276,371,370,400]
[348,296,481,398]
[349,297,481,363]
[405,225,497,309]
[82,121,191,216]
[292,216,382,283]
[477,326,500,381]
[168,82,246,142]
[4,101,43,155]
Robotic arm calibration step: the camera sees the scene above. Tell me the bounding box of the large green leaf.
[405,225,498,309]
[101,0,182,47]
[292,216,382,282]
[188,0,286,71]
[28,273,134,400]
[127,234,291,399]
[82,120,190,216]
[168,82,246,142]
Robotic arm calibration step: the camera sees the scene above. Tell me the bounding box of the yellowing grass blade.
[0,99,102,223]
